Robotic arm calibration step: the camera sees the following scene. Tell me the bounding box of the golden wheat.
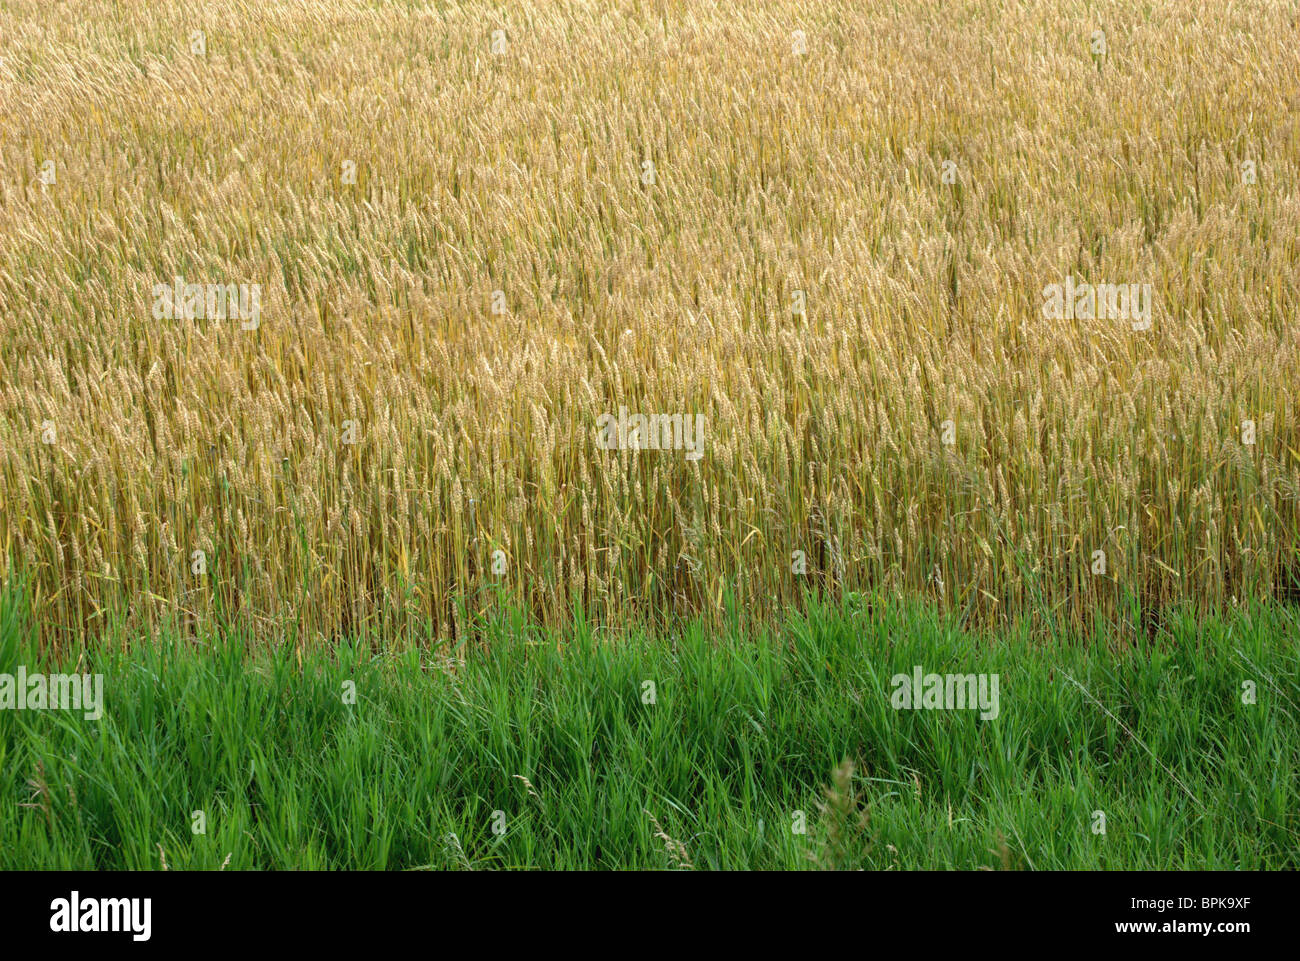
[1,0,1298,649]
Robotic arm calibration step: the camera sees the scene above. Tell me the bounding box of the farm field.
[0,0,1297,872]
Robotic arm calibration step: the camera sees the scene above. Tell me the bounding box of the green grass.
[2,584,1298,869]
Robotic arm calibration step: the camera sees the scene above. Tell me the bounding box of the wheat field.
[1,0,1298,650]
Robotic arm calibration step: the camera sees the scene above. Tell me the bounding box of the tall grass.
[3,582,1297,869]
[1,0,1298,650]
